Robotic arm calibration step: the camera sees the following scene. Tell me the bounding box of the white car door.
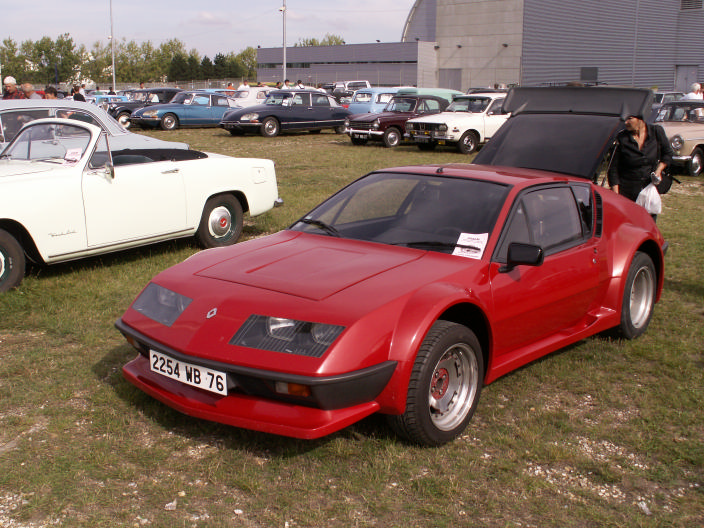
[81,135,188,248]
[483,98,509,139]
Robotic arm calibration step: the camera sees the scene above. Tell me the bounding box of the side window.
[496,186,585,260]
[213,96,228,107]
[257,91,268,99]
[426,99,441,111]
[59,111,101,127]
[312,94,330,107]
[292,93,311,106]
[487,99,505,115]
[571,184,594,236]
[89,134,111,169]
[193,95,210,106]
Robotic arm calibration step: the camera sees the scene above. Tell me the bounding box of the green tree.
[236,47,257,78]
[200,56,214,79]
[294,33,344,47]
[168,53,189,82]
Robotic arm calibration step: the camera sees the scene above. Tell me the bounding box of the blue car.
[345,87,402,114]
[129,91,241,130]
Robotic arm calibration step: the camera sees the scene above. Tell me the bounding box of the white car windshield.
[447,97,491,113]
[1,123,91,163]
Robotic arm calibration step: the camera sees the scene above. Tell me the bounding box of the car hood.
[195,232,434,302]
[222,103,272,120]
[409,111,472,123]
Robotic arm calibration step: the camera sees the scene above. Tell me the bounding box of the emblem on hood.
[206,308,217,319]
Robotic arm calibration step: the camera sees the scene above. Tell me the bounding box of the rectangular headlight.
[131,283,192,327]
[230,315,345,358]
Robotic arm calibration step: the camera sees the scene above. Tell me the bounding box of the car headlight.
[438,123,448,132]
[230,315,345,358]
[141,109,159,118]
[131,283,192,327]
[241,113,259,122]
[405,122,414,131]
[670,135,683,151]
[372,119,380,130]
[344,118,350,127]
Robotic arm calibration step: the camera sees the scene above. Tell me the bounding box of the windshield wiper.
[299,218,341,237]
[391,240,481,251]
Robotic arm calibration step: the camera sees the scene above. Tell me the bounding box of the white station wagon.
[405,92,509,154]
[0,118,281,292]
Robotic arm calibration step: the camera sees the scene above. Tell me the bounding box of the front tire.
[334,125,346,134]
[383,127,402,148]
[160,113,179,130]
[389,321,483,446]
[0,229,26,293]
[688,147,703,176]
[617,252,656,339]
[196,195,243,248]
[458,130,479,154]
[261,117,280,137]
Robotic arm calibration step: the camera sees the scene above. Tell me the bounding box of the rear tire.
[117,112,131,128]
[389,321,483,446]
[0,229,26,293]
[196,195,243,248]
[616,252,656,339]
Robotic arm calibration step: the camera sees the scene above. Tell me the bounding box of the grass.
[0,127,703,527]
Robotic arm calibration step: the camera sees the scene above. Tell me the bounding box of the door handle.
[162,168,180,174]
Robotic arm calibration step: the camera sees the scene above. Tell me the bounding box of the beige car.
[654,100,704,176]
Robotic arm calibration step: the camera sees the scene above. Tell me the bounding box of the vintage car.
[332,80,371,102]
[129,91,242,130]
[649,90,684,120]
[345,94,450,147]
[0,99,188,150]
[106,88,183,128]
[0,118,280,292]
[405,92,509,153]
[87,94,130,111]
[118,86,666,446]
[653,100,704,176]
[226,86,272,108]
[219,89,351,137]
[345,87,402,114]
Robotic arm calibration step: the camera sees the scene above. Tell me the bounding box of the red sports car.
[118,87,666,446]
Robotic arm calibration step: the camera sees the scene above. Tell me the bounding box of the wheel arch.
[204,190,249,215]
[378,283,492,415]
[0,219,43,265]
[634,238,665,302]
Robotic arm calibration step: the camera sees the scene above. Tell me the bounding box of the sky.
[3,0,418,58]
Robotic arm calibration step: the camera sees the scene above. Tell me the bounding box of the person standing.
[3,76,26,99]
[44,86,58,99]
[72,85,86,102]
[608,113,672,220]
[21,83,42,99]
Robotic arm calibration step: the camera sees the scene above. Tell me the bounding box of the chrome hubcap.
[429,343,478,431]
[630,265,654,328]
[0,250,6,279]
[208,206,232,238]
[693,154,702,175]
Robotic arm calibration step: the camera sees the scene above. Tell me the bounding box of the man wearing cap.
[3,76,27,99]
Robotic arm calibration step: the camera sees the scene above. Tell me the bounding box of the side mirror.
[500,242,544,273]
[104,162,115,179]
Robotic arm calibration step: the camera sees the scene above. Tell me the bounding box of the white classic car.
[0,118,281,292]
[405,92,509,153]
[227,86,272,109]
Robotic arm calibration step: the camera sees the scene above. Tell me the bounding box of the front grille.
[349,122,373,131]
[410,122,438,132]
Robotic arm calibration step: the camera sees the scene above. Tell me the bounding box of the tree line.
[0,34,257,87]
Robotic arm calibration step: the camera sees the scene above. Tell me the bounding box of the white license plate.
[353,133,366,138]
[150,350,228,396]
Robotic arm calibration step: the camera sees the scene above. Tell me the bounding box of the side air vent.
[594,191,603,237]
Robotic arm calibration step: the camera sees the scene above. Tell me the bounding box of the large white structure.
[258,0,704,92]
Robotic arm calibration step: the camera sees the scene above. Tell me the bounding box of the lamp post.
[109,0,116,90]
[280,0,287,82]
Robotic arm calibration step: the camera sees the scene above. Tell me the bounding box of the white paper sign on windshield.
[453,233,488,259]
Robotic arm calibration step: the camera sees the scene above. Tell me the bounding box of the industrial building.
[257,0,704,92]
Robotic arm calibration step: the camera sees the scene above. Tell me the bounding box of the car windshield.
[654,103,704,123]
[385,97,418,112]
[1,122,92,163]
[170,92,194,104]
[290,172,509,255]
[446,97,491,113]
[265,92,293,106]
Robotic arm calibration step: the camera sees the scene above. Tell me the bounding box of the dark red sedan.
[118,87,665,446]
